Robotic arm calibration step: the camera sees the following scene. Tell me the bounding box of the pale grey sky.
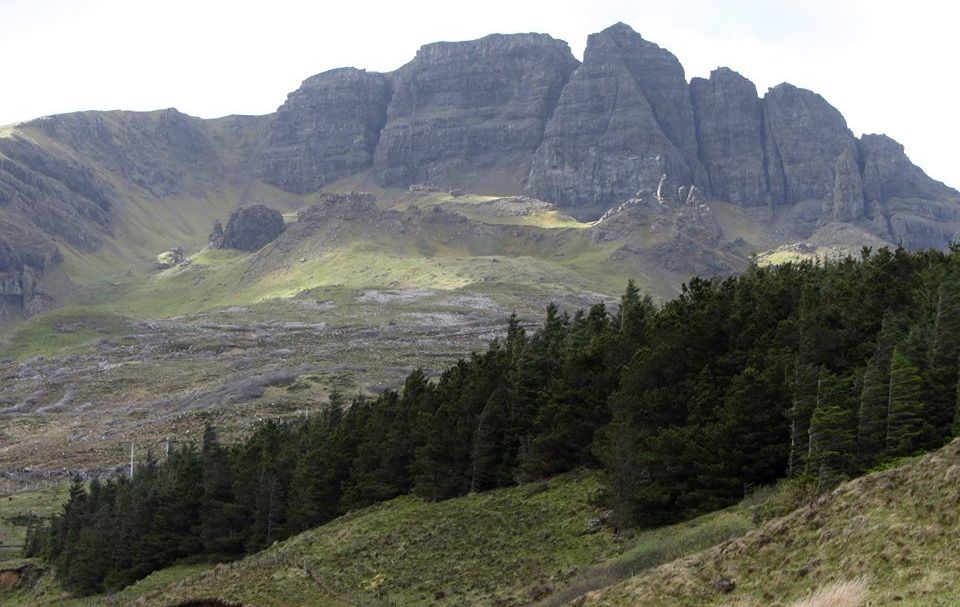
[1,0,958,188]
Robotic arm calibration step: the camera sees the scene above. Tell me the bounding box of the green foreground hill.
[583,441,960,607]
[0,470,755,606]
[6,439,960,607]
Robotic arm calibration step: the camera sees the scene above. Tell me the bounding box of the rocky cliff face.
[372,33,578,194]
[257,68,391,193]
[0,222,60,321]
[526,24,701,217]
[1,22,959,320]
[29,108,223,197]
[690,68,768,207]
[762,83,860,205]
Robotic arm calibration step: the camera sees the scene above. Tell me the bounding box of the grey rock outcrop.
[3,21,960,324]
[208,221,224,248]
[156,247,188,270]
[0,227,59,320]
[690,68,768,206]
[526,23,700,217]
[216,205,286,252]
[761,84,859,205]
[373,33,578,194]
[257,68,391,193]
[829,149,865,221]
[858,134,953,203]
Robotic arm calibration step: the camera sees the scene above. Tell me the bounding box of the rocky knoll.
[372,33,579,194]
[212,204,286,251]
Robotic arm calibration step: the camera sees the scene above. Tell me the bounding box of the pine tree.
[200,425,243,557]
[886,347,926,457]
[788,360,818,476]
[594,399,643,529]
[857,361,888,468]
[808,369,856,490]
[925,278,960,442]
[470,385,510,492]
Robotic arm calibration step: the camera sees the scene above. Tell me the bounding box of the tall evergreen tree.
[789,360,819,477]
[925,277,960,442]
[200,425,243,557]
[886,347,927,457]
[857,361,888,468]
[808,369,856,490]
[857,311,905,467]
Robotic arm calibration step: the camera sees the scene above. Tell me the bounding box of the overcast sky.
[2,0,957,187]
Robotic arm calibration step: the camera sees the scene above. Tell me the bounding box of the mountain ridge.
[1,22,958,321]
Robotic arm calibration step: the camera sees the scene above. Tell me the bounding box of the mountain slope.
[0,470,756,607]
[582,440,960,607]
[11,440,960,607]
[2,22,958,321]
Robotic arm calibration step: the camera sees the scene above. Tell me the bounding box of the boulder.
[208,220,224,248]
[216,205,286,252]
[156,246,188,270]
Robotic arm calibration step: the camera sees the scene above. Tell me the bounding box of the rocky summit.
[0,22,958,319]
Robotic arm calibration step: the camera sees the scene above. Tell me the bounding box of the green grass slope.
[582,440,960,607]
[3,471,759,607]
[11,440,960,607]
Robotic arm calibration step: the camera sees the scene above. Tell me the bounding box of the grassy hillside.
[8,441,960,606]
[0,471,758,607]
[582,440,960,607]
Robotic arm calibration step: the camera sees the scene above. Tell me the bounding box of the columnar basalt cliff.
[372,33,579,194]
[689,68,768,207]
[0,21,958,319]
[525,24,702,217]
[256,68,392,194]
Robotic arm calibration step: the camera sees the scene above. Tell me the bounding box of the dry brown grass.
[788,579,868,607]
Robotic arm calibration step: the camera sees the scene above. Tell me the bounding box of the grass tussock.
[788,579,868,607]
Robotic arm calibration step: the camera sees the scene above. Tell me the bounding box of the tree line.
[26,245,960,595]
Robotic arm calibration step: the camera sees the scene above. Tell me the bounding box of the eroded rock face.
[28,108,221,198]
[830,149,865,222]
[373,33,578,194]
[216,205,286,252]
[0,229,59,321]
[526,23,698,217]
[2,22,960,325]
[0,135,113,251]
[859,134,953,203]
[762,84,859,205]
[691,68,768,206]
[257,68,392,194]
